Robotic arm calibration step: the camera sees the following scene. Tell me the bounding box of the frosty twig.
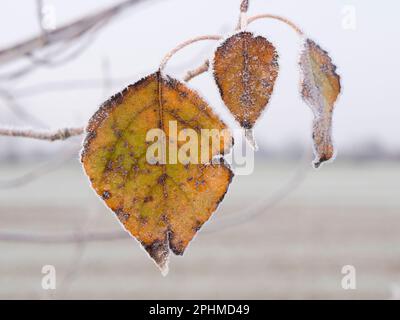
[184,1,249,82]
[0,126,84,141]
[0,0,145,67]
[184,1,304,82]
[183,60,210,82]
[247,14,304,36]
[0,230,127,243]
[159,35,222,73]
[238,0,249,31]
[240,0,249,13]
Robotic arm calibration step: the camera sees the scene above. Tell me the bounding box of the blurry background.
[0,0,399,299]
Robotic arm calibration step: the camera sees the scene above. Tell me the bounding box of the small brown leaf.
[213,31,279,131]
[81,72,233,274]
[299,39,341,168]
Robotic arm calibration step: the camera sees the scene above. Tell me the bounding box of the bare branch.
[0,89,48,127]
[0,126,84,141]
[237,0,250,31]
[0,143,79,189]
[13,76,129,98]
[0,0,146,66]
[56,208,96,298]
[183,1,251,81]
[0,28,102,80]
[36,0,46,34]
[0,230,127,244]
[183,60,209,82]
[240,0,249,13]
[204,148,312,234]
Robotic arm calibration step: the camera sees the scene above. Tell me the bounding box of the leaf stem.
[246,14,304,36]
[183,60,209,82]
[237,0,250,31]
[240,0,249,13]
[159,35,222,73]
[182,13,303,82]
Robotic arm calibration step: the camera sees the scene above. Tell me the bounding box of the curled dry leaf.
[299,39,341,168]
[81,72,233,274]
[213,31,279,143]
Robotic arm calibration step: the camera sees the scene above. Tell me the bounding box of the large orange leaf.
[81,72,233,274]
[213,31,279,131]
[299,39,341,168]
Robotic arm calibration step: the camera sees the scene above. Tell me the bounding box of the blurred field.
[0,158,399,299]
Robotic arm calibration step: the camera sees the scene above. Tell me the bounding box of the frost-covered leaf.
[299,39,341,168]
[213,31,279,138]
[81,72,233,274]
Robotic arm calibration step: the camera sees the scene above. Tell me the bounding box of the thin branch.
[0,152,312,242]
[0,30,102,81]
[26,24,101,68]
[183,60,209,82]
[56,208,96,298]
[204,148,312,234]
[0,143,79,189]
[183,0,249,82]
[0,126,84,141]
[0,150,310,241]
[159,35,222,73]
[0,230,127,244]
[0,88,48,127]
[247,14,304,36]
[184,13,304,82]
[0,0,145,66]
[36,0,46,34]
[240,0,249,13]
[238,0,249,31]
[13,76,129,98]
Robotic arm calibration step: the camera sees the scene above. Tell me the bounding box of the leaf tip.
[160,263,169,277]
[312,152,335,169]
[143,239,170,275]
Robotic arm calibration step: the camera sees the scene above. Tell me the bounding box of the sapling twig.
[246,14,304,36]
[0,127,84,141]
[159,35,222,73]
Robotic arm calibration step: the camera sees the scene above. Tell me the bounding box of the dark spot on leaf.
[160,214,168,223]
[139,215,148,225]
[158,173,168,185]
[102,190,111,200]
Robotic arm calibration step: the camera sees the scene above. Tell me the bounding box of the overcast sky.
[0,0,399,156]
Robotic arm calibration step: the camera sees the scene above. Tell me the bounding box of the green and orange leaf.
[81,72,233,274]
